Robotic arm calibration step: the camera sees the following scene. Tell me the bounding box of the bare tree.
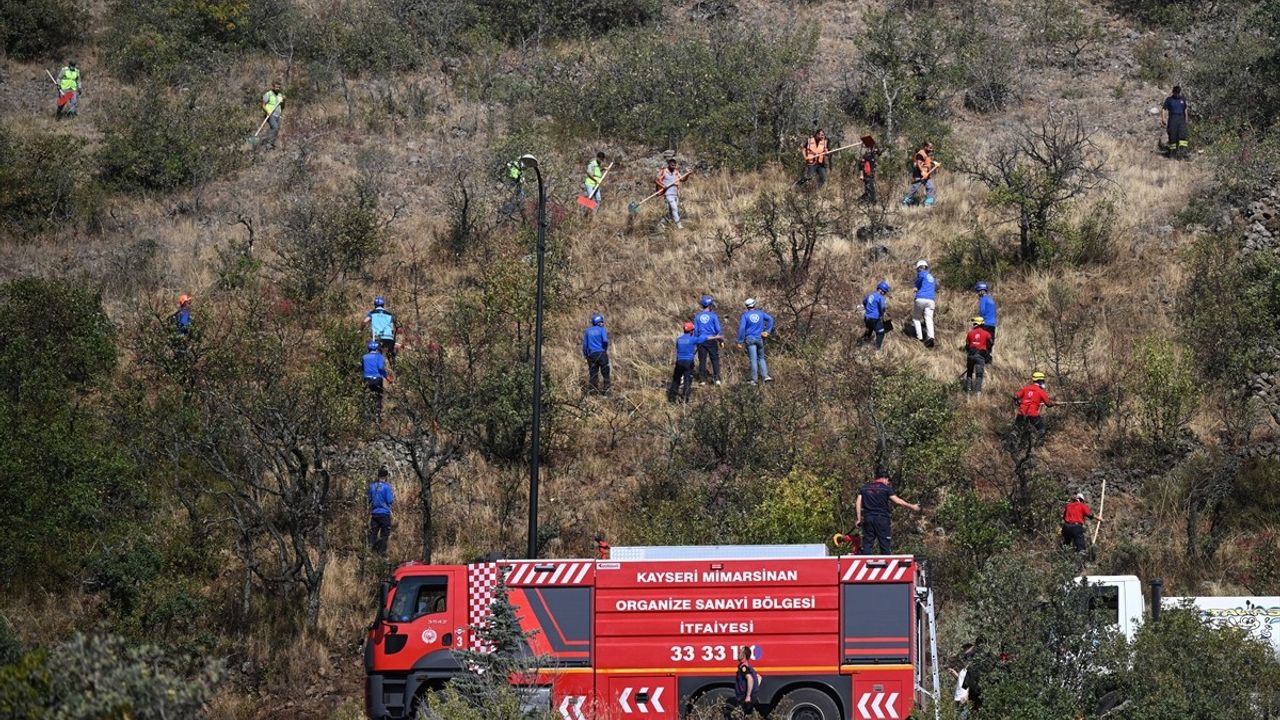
[181,293,356,631]
[961,111,1107,263]
[384,347,461,564]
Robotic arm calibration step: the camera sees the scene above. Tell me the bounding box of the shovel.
[576,162,614,210]
[628,170,694,215]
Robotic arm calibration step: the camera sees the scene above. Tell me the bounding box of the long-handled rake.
[628,170,695,215]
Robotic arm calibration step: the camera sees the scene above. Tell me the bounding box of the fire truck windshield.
[389,576,448,623]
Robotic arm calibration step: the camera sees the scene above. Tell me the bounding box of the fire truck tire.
[689,686,736,714]
[776,687,840,720]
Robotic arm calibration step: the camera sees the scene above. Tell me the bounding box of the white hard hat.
[915,260,929,269]
[1074,492,1085,500]
[744,298,756,308]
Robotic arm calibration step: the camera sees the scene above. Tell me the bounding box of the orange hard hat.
[178,294,192,305]
[683,321,695,332]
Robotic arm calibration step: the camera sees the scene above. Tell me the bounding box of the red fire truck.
[364,545,940,720]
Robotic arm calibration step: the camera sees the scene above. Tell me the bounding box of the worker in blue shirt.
[362,341,392,421]
[364,295,397,364]
[912,260,937,348]
[582,313,611,395]
[694,295,723,386]
[172,294,193,335]
[736,298,775,385]
[861,281,891,351]
[975,282,997,356]
[669,321,716,403]
[367,467,395,556]
[1161,85,1190,159]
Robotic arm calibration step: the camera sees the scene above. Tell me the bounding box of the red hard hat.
[683,321,695,332]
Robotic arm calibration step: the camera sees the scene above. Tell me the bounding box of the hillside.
[3,0,1280,718]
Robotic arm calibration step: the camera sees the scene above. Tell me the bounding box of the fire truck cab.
[365,545,940,720]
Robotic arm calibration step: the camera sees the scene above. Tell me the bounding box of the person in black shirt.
[860,136,881,204]
[855,468,922,554]
[1161,85,1190,160]
[729,645,761,718]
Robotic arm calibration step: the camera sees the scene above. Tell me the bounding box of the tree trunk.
[1019,207,1033,262]
[420,475,434,564]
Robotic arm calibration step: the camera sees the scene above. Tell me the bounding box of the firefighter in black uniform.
[855,468,922,554]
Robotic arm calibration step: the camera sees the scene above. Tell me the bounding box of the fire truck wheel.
[777,687,840,720]
[690,686,736,714]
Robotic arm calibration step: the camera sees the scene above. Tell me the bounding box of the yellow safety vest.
[585,160,604,189]
[58,67,80,92]
[263,90,283,116]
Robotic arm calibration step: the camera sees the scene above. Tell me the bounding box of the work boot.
[925,337,935,348]
[763,375,774,382]
[901,196,914,207]
[924,196,936,207]
[714,379,722,386]
[676,222,684,230]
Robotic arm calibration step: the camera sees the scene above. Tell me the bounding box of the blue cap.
[877,281,891,293]
[367,341,380,351]
[374,295,385,307]
[700,295,714,308]
[591,314,604,326]
[975,282,989,292]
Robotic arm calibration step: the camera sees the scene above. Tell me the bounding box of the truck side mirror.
[376,581,390,625]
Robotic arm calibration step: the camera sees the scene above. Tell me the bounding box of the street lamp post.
[519,154,546,560]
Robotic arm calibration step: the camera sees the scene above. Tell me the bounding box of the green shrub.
[544,21,818,169]
[96,87,245,194]
[276,176,387,300]
[1109,607,1280,718]
[0,277,148,587]
[299,0,417,74]
[936,491,1014,573]
[0,125,101,239]
[0,0,81,61]
[0,635,222,720]
[1126,336,1199,452]
[104,0,289,80]
[748,467,840,544]
[938,228,1011,290]
[869,370,967,497]
[480,0,660,42]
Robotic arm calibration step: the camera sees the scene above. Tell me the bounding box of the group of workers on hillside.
[129,65,1157,566]
[582,295,775,404]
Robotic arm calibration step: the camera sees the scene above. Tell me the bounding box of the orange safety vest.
[805,137,829,166]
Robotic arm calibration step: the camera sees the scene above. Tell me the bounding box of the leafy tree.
[962,111,1107,263]
[864,370,966,498]
[423,574,555,720]
[96,86,245,195]
[847,6,957,142]
[1125,337,1198,453]
[545,21,817,168]
[0,125,100,239]
[0,634,222,720]
[962,556,1115,719]
[0,277,147,587]
[748,467,840,544]
[1105,606,1280,718]
[0,0,81,61]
